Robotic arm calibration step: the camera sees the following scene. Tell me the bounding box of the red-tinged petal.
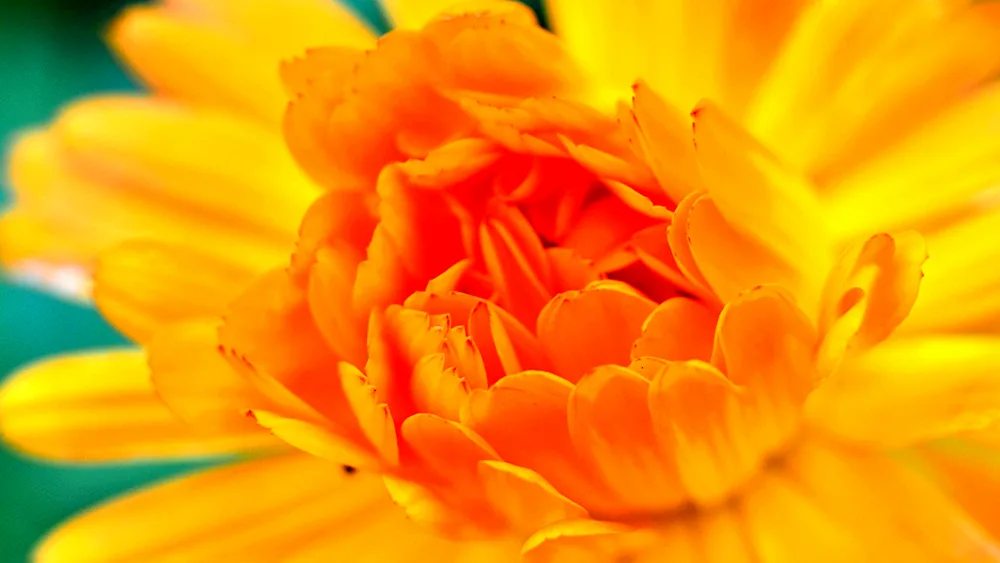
[536,281,657,384]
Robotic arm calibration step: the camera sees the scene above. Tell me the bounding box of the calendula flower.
[2,0,1000,561]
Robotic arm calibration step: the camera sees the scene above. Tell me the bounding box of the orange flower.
[3,0,1000,561]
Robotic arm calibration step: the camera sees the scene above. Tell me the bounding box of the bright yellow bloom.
[2,0,1000,561]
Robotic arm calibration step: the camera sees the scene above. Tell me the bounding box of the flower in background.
[2,0,1000,561]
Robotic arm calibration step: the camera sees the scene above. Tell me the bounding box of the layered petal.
[536,281,656,383]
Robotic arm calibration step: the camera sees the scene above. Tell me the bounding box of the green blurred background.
[0,0,381,560]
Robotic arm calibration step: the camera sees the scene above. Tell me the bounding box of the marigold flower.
[2,0,1000,561]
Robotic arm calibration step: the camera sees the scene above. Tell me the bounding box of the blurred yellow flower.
[2,0,1000,561]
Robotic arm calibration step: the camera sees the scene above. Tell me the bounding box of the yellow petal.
[94,239,259,343]
[0,98,310,291]
[825,82,1000,240]
[251,409,381,469]
[148,318,275,437]
[568,365,686,514]
[34,455,415,562]
[522,519,698,563]
[740,472,870,562]
[747,0,995,176]
[904,208,1000,333]
[165,0,375,55]
[51,96,317,243]
[784,440,1000,560]
[806,336,1000,447]
[0,351,274,462]
[108,6,286,123]
[692,103,829,282]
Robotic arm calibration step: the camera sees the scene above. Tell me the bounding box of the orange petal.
[632,297,717,363]
[478,460,587,535]
[647,360,758,505]
[148,318,274,437]
[536,281,657,383]
[94,239,259,343]
[461,370,616,513]
[711,286,817,452]
[404,290,550,385]
[806,336,1000,447]
[339,363,399,465]
[284,33,473,189]
[568,365,686,514]
[665,190,712,296]
[686,195,805,306]
[0,351,275,462]
[424,4,584,99]
[410,354,472,421]
[479,205,553,326]
[219,269,354,431]
[920,439,1000,541]
[32,455,425,562]
[402,413,500,482]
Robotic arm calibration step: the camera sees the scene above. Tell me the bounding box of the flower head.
[3,0,1000,561]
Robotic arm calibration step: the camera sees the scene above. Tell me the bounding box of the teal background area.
[0,0,396,560]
